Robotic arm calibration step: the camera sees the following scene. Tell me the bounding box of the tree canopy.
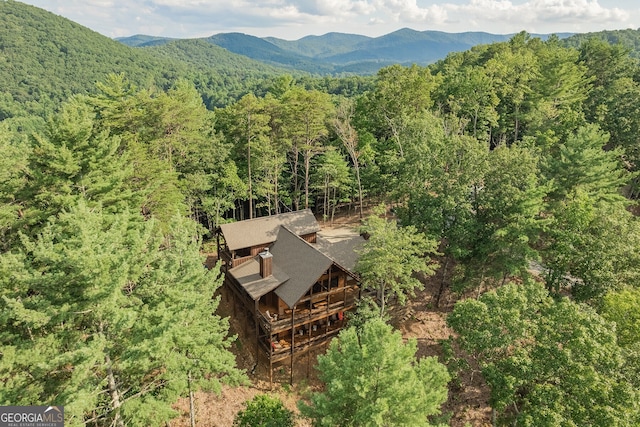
[299,318,450,427]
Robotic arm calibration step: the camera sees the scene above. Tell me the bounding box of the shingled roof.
[219,209,320,251]
[227,226,334,309]
[228,258,289,301]
[272,227,333,308]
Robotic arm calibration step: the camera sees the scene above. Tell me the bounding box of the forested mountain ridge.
[0,1,189,115]
[563,27,640,58]
[0,1,304,115]
[120,27,574,74]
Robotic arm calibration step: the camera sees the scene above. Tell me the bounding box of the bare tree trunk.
[435,257,449,308]
[188,371,196,427]
[101,322,125,427]
[354,160,364,219]
[304,150,311,210]
[274,165,280,214]
[105,353,125,427]
[378,282,386,318]
[247,112,254,219]
[292,145,300,211]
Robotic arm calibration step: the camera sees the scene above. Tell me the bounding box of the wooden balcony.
[257,287,360,334]
[218,251,255,268]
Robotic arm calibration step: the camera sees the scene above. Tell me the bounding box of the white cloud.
[447,0,632,33]
[17,0,640,39]
[375,0,449,24]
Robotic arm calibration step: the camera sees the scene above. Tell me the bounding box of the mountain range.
[3,0,640,116]
[117,29,574,75]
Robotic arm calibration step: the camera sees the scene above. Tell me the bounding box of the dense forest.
[2,1,640,426]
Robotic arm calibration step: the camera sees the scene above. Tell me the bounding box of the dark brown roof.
[228,259,289,301]
[314,232,365,272]
[219,209,320,251]
[227,225,334,308]
[272,227,333,308]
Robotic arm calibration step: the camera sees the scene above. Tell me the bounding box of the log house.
[215,210,366,384]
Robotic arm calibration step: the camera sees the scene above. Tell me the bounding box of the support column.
[254,299,259,373]
[290,306,295,385]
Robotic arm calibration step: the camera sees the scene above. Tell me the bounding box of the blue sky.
[18,0,640,40]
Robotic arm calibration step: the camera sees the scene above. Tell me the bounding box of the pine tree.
[299,318,449,427]
[19,97,137,235]
[0,204,245,426]
[544,123,631,205]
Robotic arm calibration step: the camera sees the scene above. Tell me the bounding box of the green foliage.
[233,394,295,427]
[356,205,439,316]
[0,120,30,249]
[0,206,245,426]
[602,287,640,391]
[448,281,639,426]
[544,124,632,205]
[10,97,138,245]
[281,87,335,210]
[0,85,246,425]
[542,191,640,302]
[455,143,548,292]
[312,148,352,223]
[0,1,188,116]
[603,287,640,348]
[6,12,640,424]
[299,318,450,427]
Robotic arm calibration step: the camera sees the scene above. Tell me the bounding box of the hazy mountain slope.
[0,2,305,113]
[205,33,334,73]
[144,38,293,73]
[115,34,174,47]
[194,28,574,71]
[265,32,371,58]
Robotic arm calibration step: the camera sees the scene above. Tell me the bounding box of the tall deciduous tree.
[602,287,640,391]
[312,148,351,224]
[356,205,439,317]
[334,97,365,218]
[217,93,270,219]
[456,143,548,293]
[448,281,638,426]
[298,318,449,427]
[397,113,488,306]
[281,88,334,210]
[541,190,640,302]
[485,32,539,145]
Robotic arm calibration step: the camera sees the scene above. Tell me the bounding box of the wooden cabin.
[215,210,366,384]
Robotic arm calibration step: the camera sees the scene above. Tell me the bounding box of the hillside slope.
[0,2,303,114]
[0,1,188,109]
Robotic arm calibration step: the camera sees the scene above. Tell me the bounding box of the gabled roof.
[227,226,335,309]
[314,232,365,272]
[219,209,320,251]
[272,227,333,308]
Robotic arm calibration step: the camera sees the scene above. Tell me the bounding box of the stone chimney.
[259,247,273,278]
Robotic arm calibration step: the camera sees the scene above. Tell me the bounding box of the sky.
[18,0,640,41]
